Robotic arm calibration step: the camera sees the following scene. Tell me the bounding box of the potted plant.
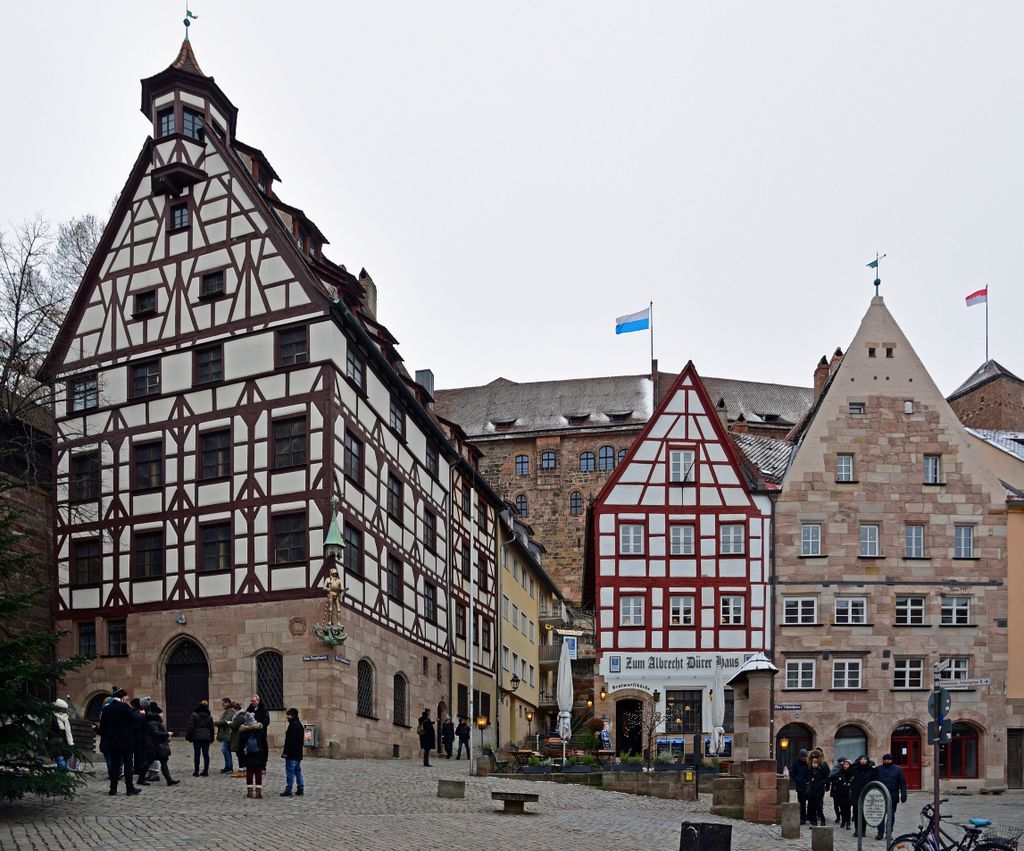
[697,757,721,777]
[654,753,684,772]
[564,755,593,774]
[522,756,552,775]
[611,755,645,772]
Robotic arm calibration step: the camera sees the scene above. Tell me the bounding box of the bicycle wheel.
[888,834,929,851]
[974,843,1017,851]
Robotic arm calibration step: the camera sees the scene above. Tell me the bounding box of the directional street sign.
[953,677,991,687]
[928,688,951,719]
[934,660,954,673]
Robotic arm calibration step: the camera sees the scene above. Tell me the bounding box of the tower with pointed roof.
[773,295,1012,791]
[44,42,505,752]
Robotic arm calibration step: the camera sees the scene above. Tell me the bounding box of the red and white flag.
[965,287,988,307]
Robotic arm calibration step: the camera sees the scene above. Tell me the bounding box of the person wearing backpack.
[417,708,435,767]
[279,708,305,797]
[239,711,268,798]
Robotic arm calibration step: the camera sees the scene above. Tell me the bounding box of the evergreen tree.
[0,486,88,800]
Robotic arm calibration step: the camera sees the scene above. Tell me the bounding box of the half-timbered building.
[43,41,498,753]
[588,363,772,756]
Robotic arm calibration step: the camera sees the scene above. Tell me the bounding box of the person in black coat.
[280,708,305,797]
[790,749,810,824]
[144,703,180,786]
[239,711,269,798]
[417,708,436,767]
[185,701,215,777]
[247,694,271,726]
[830,758,854,830]
[129,699,153,786]
[806,753,831,826]
[875,753,908,840]
[455,717,471,760]
[100,688,140,795]
[440,717,455,759]
[849,755,878,837]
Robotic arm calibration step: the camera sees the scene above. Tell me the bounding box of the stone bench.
[491,790,540,814]
[437,779,465,799]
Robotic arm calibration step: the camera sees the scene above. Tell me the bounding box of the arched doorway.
[892,724,922,789]
[940,722,980,780]
[776,723,814,774]
[165,639,209,734]
[84,693,109,721]
[834,724,869,763]
[616,699,642,756]
[436,701,448,755]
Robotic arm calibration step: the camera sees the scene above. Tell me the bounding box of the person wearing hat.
[279,708,305,797]
[100,688,141,795]
[874,753,908,840]
[850,755,877,837]
[790,747,810,825]
[830,757,854,830]
[51,699,75,771]
[143,702,180,786]
[239,710,269,798]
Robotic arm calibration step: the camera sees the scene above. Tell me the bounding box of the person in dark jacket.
[455,716,471,760]
[129,698,153,786]
[875,753,908,840]
[790,748,810,824]
[231,702,248,777]
[143,703,180,786]
[247,694,271,726]
[185,700,215,776]
[830,758,854,830]
[806,753,831,826]
[440,717,455,759]
[239,711,269,798]
[216,697,236,773]
[100,688,140,796]
[850,755,878,837]
[417,708,436,767]
[280,708,305,797]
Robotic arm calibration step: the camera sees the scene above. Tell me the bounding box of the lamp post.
[525,709,534,738]
[599,686,607,702]
[476,715,489,755]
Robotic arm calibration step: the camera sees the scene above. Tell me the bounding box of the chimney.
[830,347,844,374]
[732,413,748,434]
[358,268,377,320]
[814,355,829,397]
[651,358,659,408]
[715,397,730,430]
[415,369,435,400]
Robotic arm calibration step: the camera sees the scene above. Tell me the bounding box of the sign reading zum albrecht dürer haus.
[600,651,751,680]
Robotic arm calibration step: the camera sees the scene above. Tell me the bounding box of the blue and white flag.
[615,307,651,335]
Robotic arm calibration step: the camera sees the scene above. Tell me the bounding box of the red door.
[892,726,922,789]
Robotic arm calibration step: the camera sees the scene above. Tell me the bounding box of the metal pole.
[985,287,989,362]
[468,475,477,776]
[932,668,942,851]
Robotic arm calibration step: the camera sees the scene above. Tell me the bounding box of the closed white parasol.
[709,664,726,756]
[556,637,573,752]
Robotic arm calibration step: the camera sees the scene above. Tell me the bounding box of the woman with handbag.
[239,711,268,799]
[144,703,180,786]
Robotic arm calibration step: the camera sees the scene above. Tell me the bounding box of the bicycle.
[888,800,1022,851]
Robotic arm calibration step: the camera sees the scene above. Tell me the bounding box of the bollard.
[811,826,833,851]
[780,802,800,839]
[437,779,466,799]
[680,822,732,851]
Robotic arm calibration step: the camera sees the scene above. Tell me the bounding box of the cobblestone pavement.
[1,753,1021,851]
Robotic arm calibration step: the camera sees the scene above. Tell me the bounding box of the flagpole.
[985,286,989,362]
[649,301,655,402]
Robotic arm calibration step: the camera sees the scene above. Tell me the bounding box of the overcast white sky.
[4,2,1021,395]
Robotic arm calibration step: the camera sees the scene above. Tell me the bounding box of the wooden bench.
[491,790,540,814]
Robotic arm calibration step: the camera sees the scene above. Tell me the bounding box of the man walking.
[280,708,305,797]
[874,753,908,840]
[440,716,455,759]
[455,716,471,760]
[791,748,810,825]
[216,698,236,773]
[101,687,141,796]
[417,708,435,767]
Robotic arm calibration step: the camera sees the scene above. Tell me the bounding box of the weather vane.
[183,3,198,40]
[866,252,886,296]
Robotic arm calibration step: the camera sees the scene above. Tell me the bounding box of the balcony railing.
[539,645,561,664]
[538,690,557,707]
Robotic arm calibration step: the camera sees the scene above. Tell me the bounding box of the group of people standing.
[791,748,908,839]
[96,689,306,800]
[416,709,472,766]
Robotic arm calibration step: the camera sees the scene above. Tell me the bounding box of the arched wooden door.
[616,699,643,756]
[891,724,922,789]
[165,639,209,734]
[436,701,448,754]
[776,722,814,774]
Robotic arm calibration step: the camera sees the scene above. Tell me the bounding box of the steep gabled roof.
[731,432,794,484]
[948,359,1024,401]
[965,428,1024,463]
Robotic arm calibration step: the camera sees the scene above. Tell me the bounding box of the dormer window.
[158,108,175,138]
[182,108,204,142]
[257,175,266,193]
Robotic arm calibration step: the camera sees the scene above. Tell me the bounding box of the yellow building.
[496,512,566,749]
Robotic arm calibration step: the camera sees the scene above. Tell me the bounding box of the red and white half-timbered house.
[42,41,499,753]
[590,363,773,755]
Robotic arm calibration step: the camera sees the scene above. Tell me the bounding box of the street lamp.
[476,715,489,754]
[599,686,607,702]
[780,737,790,752]
[525,709,534,737]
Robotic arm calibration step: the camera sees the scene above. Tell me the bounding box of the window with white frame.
[785,659,815,689]
[620,595,644,626]
[940,596,971,626]
[834,597,867,625]
[924,455,942,484]
[529,664,535,686]
[670,525,695,556]
[836,453,855,482]
[669,449,696,483]
[783,597,817,625]
[905,524,924,558]
[893,658,924,689]
[939,658,970,683]
[801,523,822,556]
[512,603,519,630]
[895,596,926,626]
[502,595,509,620]
[720,595,744,625]
[720,525,745,555]
[832,659,862,689]
[619,524,644,555]
[502,646,509,670]
[859,523,880,557]
[669,596,694,626]
[954,526,974,558]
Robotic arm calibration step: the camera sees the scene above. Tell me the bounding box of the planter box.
[564,764,593,774]
[610,763,644,772]
[654,763,685,772]
[522,765,552,775]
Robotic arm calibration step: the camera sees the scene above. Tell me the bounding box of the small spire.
[170,38,206,76]
[866,252,886,296]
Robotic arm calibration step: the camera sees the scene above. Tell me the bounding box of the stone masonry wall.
[949,376,1024,431]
